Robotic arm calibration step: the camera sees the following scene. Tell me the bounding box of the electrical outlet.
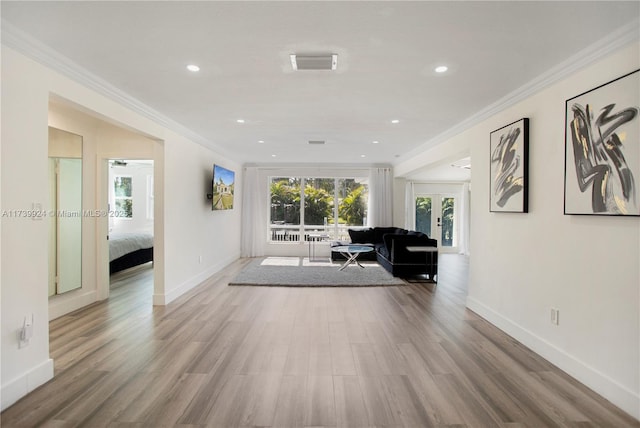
[18,315,34,348]
[551,308,559,325]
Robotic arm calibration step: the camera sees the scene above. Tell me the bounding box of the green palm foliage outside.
[415,197,432,236]
[303,185,333,225]
[442,197,454,246]
[270,178,368,227]
[339,185,366,226]
[270,178,301,224]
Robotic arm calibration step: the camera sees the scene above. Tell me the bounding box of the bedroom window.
[114,176,133,218]
[269,176,368,242]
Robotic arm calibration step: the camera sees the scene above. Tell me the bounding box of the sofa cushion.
[406,230,427,238]
[373,227,404,243]
[348,228,375,244]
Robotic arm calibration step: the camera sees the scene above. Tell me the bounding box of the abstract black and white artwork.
[490,118,529,213]
[564,69,640,216]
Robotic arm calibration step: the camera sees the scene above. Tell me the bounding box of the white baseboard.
[466,297,640,421]
[48,290,98,320]
[153,253,240,305]
[1,358,54,411]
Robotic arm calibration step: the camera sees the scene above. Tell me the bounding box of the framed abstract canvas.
[490,118,529,213]
[564,69,640,216]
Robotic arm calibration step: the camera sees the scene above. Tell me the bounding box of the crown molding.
[1,20,234,159]
[3,16,637,168]
[395,17,640,166]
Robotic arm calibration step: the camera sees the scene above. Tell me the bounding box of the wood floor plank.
[2,257,638,428]
[358,375,402,427]
[334,375,370,428]
[272,375,307,428]
[381,375,435,428]
[352,343,385,377]
[304,375,336,427]
[119,373,208,426]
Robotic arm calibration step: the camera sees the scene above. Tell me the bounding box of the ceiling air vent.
[290,54,337,71]
[308,140,326,145]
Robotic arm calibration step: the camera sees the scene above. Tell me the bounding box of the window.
[415,196,432,237]
[114,176,133,218]
[269,176,368,242]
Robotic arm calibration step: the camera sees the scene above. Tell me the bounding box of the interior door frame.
[96,155,163,303]
[414,192,459,254]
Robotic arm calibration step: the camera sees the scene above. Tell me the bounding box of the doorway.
[107,159,155,292]
[48,127,83,297]
[415,194,458,253]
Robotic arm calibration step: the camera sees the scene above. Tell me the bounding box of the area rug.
[229,257,406,287]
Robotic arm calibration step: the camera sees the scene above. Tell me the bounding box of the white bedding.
[109,232,154,262]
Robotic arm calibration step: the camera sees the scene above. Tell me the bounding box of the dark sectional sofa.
[331,227,438,279]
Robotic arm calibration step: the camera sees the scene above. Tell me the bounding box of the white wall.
[161,136,241,304]
[1,46,53,413]
[1,47,242,410]
[398,43,640,418]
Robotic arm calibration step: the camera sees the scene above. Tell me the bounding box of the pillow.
[348,228,374,244]
[373,227,402,243]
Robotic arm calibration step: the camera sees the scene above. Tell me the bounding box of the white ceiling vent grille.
[290,54,337,71]
[308,140,326,145]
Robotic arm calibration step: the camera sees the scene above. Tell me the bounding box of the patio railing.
[269,224,367,243]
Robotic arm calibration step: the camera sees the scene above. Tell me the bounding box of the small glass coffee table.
[331,245,375,271]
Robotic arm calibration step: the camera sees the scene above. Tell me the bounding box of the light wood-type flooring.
[2,255,638,427]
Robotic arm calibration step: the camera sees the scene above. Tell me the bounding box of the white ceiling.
[2,1,639,171]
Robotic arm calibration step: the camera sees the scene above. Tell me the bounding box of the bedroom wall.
[396,42,640,418]
[108,163,155,234]
[1,46,242,410]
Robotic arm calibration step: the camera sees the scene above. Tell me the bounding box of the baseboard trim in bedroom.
[153,253,240,306]
[48,290,98,321]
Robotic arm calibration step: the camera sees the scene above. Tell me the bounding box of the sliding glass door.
[415,194,458,253]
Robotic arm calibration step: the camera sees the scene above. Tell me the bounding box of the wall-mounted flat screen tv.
[212,164,235,210]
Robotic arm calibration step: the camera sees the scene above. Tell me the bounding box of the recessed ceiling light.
[360,154,366,158]
[186,64,200,72]
[372,140,379,144]
[258,140,265,144]
[271,154,277,157]
[435,65,448,73]
[391,119,400,124]
[236,119,245,124]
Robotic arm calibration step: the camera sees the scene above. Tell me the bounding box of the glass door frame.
[414,193,459,254]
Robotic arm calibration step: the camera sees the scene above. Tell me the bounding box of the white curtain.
[240,167,265,257]
[405,180,415,230]
[367,167,393,227]
[459,182,471,255]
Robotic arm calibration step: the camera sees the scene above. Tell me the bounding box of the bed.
[109,232,154,274]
